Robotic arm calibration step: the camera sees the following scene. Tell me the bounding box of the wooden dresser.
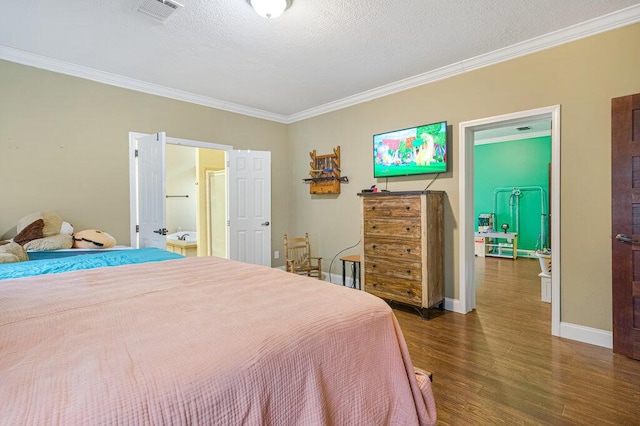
[359,191,444,314]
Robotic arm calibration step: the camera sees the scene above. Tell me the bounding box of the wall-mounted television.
[373,121,447,178]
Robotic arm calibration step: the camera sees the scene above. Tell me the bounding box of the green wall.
[474,136,551,253]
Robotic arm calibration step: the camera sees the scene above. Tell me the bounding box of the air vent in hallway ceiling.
[135,0,183,23]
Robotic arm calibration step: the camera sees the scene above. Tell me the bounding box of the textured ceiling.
[0,0,639,120]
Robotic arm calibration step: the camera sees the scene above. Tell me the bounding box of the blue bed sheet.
[0,248,184,280]
[27,249,129,261]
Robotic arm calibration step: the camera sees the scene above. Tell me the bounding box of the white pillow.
[60,221,74,235]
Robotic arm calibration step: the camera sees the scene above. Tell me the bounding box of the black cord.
[328,239,361,285]
[423,173,440,191]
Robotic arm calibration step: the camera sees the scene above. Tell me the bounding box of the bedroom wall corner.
[286,22,640,334]
[0,59,290,266]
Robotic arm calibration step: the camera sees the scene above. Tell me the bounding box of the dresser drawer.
[363,238,422,260]
[363,196,421,219]
[364,257,422,281]
[363,217,421,239]
[364,273,422,306]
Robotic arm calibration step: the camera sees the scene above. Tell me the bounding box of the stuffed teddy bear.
[0,241,28,264]
[73,229,116,249]
[13,212,74,251]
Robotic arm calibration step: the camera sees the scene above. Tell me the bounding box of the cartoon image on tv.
[374,121,447,178]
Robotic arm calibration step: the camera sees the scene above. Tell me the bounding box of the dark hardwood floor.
[394,256,640,425]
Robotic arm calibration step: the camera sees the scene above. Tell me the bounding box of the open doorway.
[459,105,561,336]
[128,132,273,266]
[165,144,227,258]
[472,120,552,332]
[473,120,551,258]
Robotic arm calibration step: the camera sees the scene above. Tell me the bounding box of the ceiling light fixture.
[246,0,292,19]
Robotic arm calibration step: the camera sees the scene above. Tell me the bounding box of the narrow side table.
[340,254,361,290]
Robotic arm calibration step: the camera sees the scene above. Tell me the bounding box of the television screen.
[373,121,447,178]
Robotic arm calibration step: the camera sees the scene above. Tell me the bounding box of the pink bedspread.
[0,256,436,425]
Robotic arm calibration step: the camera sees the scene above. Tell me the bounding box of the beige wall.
[1,23,638,332]
[287,23,640,331]
[0,60,289,267]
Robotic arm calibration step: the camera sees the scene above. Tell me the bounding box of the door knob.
[153,228,168,235]
[261,221,270,226]
[615,234,636,244]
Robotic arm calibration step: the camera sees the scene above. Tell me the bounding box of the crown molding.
[0,45,289,124]
[288,4,640,123]
[1,4,638,125]
[286,62,465,123]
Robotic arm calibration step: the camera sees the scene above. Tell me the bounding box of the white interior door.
[136,132,167,249]
[228,150,271,266]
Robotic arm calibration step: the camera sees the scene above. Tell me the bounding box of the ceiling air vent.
[135,0,183,23]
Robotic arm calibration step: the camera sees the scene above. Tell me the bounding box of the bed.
[0,250,437,424]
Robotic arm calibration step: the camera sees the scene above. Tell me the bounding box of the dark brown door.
[612,92,640,360]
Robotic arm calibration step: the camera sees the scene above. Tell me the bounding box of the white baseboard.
[325,271,339,284]
[444,297,463,313]
[326,272,358,288]
[431,299,613,349]
[559,322,612,349]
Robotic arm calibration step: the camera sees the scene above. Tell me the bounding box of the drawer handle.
[372,206,376,211]
[372,264,377,268]
[372,225,377,229]
[406,227,410,231]
[372,244,377,249]
[406,248,411,253]
[406,270,411,274]
[406,206,410,210]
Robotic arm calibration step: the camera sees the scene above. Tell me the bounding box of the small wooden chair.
[284,233,322,279]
